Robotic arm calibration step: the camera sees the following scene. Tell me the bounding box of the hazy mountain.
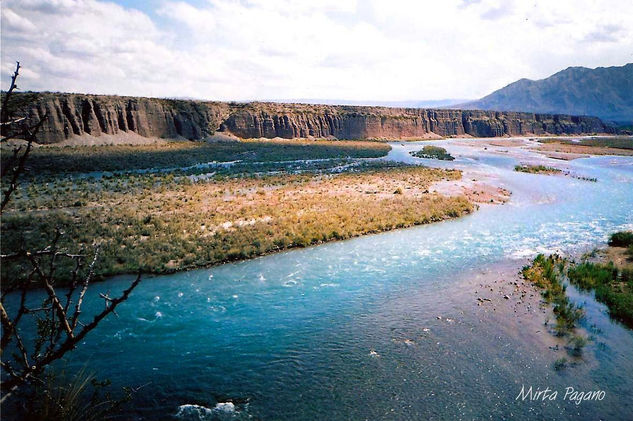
[460,63,633,124]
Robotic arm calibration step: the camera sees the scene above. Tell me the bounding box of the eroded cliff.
[8,92,613,144]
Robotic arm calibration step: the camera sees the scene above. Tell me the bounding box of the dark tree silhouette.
[0,62,141,404]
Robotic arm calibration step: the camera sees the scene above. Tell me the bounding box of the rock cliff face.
[17,93,231,144]
[12,93,612,144]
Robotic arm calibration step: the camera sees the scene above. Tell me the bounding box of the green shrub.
[608,231,633,247]
[522,254,584,335]
[410,145,455,161]
[514,165,561,174]
[568,260,633,328]
[553,357,568,371]
[566,335,589,356]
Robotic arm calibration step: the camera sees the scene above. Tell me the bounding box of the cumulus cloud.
[1,0,632,101]
[479,0,515,20]
[582,24,624,43]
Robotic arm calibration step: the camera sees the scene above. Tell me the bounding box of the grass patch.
[410,145,455,161]
[515,164,596,182]
[540,137,633,150]
[553,357,568,371]
[566,334,589,357]
[522,254,584,335]
[514,165,562,175]
[567,261,633,328]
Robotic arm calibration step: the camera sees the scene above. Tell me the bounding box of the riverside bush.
[410,145,454,161]
[514,165,562,174]
[568,261,633,328]
[608,231,633,247]
[522,254,584,335]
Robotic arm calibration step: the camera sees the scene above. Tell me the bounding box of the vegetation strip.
[536,137,633,158]
[522,232,633,369]
[410,145,455,161]
[539,137,633,150]
[521,254,588,370]
[514,164,562,174]
[2,163,473,284]
[568,232,633,327]
[514,164,597,182]
[522,254,585,336]
[3,139,391,175]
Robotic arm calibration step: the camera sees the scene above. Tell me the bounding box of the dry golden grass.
[2,166,472,282]
[537,137,633,158]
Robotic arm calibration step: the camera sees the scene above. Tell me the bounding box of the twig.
[0,61,20,126]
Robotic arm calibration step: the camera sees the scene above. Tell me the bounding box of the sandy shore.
[430,177,511,205]
[448,135,632,160]
[451,260,595,368]
[535,142,633,160]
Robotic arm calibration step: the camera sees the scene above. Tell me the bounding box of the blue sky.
[2,0,632,102]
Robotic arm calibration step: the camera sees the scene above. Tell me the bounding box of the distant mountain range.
[459,63,633,124]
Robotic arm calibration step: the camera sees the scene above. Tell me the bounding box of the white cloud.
[1,0,632,101]
[2,9,38,33]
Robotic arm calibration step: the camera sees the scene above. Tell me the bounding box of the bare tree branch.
[0,61,21,125]
[1,62,143,407]
[1,114,48,213]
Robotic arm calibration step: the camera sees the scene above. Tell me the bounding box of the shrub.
[410,145,455,161]
[608,231,633,247]
[568,260,633,328]
[522,254,584,335]
[11,368,131,421]
[553,357,568,371]
[566,335,589,357]
[514,165,561,174]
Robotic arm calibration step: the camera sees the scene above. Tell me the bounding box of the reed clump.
[567,261,633,328]
[522,254,585,335]
[514,165,562,175]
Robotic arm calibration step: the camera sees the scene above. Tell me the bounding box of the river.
[6,138,633,420]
